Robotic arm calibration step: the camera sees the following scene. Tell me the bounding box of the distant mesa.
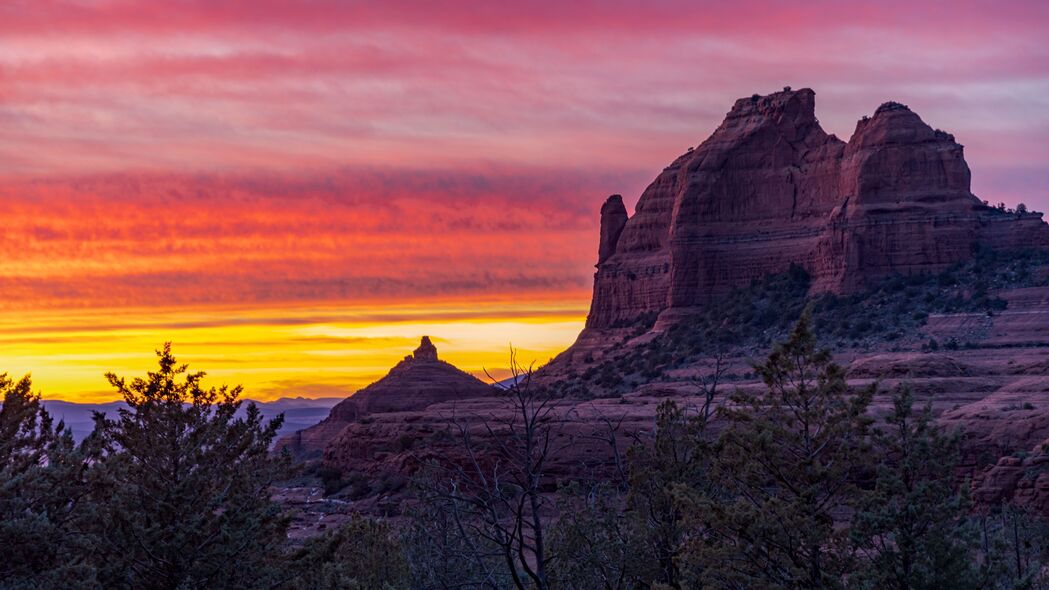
[276,336,495,458]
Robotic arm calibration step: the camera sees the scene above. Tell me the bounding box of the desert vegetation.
[566,247,1049,396]
[4,319,1049,589]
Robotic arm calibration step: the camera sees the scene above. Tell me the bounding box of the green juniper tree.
[621,354,727,589]
[978,502,1049,590]
[626,399,716,589]
[849,386,980,590]
[699,313,874,590]
[0,373,98,589]
[88,344,291,590]
[402,470,516,590]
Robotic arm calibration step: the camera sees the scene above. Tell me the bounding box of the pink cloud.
[0,0,1047,316]
[0,167,647,310]
[1,2,1044,39]
[2,2,1046,178]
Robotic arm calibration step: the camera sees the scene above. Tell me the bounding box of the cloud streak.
[2,2,1047,189]
[1,1,1047,400]
[0,167,641,310]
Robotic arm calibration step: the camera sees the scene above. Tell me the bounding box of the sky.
[1,0,1048,402]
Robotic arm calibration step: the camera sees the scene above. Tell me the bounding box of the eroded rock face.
[276,337,495,457]
[301,286,1049,517]
[972,448,1049,514]
[598,195,628,264]
[413,335,438,362]
[582,88,1049,333]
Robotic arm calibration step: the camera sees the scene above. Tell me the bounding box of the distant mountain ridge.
[41,397,343,443]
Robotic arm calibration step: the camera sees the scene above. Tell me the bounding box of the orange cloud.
[0,299,588,402]
[0,168,604,401]
[0,167,635,311]
[2,1,1048,400]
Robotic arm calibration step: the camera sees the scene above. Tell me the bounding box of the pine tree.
[626,400,715,589]
[977,503,1049,590]
[402,472,516,590]
[849,386,980,590]
[88,344,291,589]
[0,373,97,589]
[699,313,873,589]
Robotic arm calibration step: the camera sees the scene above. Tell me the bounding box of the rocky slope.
[289,287,1049,524]
[276,337,495,458]
[285,88,1049,518]
[563,88,1048,368]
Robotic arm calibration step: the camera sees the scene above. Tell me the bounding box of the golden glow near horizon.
[0,298,588,403]
[0,173,598,404]
[9,3,1045,403]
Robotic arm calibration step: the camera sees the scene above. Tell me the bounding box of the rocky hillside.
[553,87,1049,370]
[277,337,495,459]
[287,89,1049,518]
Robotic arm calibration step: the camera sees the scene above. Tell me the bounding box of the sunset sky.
[2,1,1048,402]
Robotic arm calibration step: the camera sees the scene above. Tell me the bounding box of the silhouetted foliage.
[88,344,292,589]
[0,374,98,589]
[625,399,717,589]
[548,480,649,589]
[403,468,518,589]
[279,515,410,589]
[978,504,1049,589]
[695,313,874,589]
[849,386,981,589]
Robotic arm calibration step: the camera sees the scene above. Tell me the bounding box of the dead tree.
[415,349,561,590]
[691,349,727,425]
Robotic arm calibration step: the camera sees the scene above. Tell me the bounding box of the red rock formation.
[412,335,438,361]
[598,195,628,264]
[278,90,1049,520]
[581,88,1049,335]
[303,284,1049,516]
[972,448,1049,515]
[277,337,495,457]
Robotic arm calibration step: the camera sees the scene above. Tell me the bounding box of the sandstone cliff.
[283,90,1049,523]
[582,88,1049,336]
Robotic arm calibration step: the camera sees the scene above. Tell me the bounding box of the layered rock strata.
[278,89,1049,522]
[277,337,495,457]
[583,88,1049,334]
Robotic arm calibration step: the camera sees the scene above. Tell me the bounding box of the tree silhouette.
[1,373,97,588]
[88,344,291,589]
